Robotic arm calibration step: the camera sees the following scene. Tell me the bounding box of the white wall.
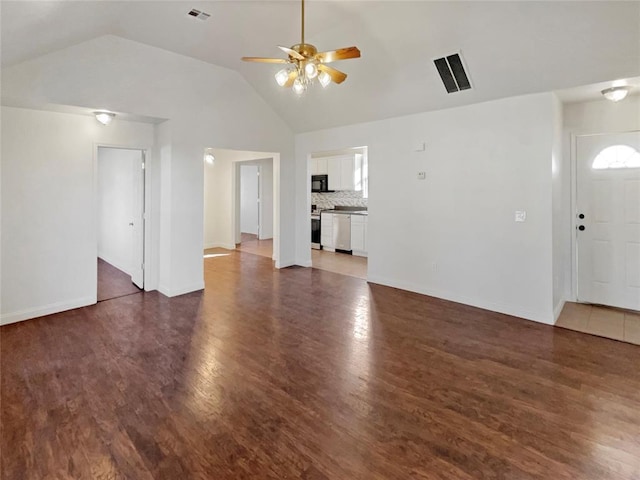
[296,93,558,324]
[551,94,566,321]
[0,107,154,324]
[240,165,259,235]
[98,148,141,275]
[204,149,275,250]
[562,95,640,301]
[2,34,295,310]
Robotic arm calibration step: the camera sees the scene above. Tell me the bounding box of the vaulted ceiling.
[2,1,639,132]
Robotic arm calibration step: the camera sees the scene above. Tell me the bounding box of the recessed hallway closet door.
[97,147,145,293]
[576,132,640,311]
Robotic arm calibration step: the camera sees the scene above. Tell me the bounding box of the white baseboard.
[297,260,312,267]
[158,281,205,298]
[1,296,96,326]
[367,274,554,325]
[204,242,236,250]
[276,258,295,269]
[98,253,131,276]
[553,299,566,324]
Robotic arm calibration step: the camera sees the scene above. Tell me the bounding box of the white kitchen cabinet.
[320,212,335,251]
[311,158,328,175]
[327,158,341,191]
[351,215,368,257]
[317,158,328,175]
[325,154,363,191]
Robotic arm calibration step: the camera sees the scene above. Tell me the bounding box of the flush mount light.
[204,153,215,165]
[601,86,630,102]
[94,111,115,125]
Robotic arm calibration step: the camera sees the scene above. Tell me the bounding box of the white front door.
[576,132,640,310]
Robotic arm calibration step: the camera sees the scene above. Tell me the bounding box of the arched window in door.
[592,144,640,169]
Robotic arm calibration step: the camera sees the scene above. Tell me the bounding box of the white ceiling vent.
[187,9,211,21]
[433,52,472,94]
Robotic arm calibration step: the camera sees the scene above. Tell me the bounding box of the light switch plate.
[515,210,526,222]
[417,172,426,180]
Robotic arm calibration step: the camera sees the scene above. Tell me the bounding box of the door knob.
[578,225,585,231]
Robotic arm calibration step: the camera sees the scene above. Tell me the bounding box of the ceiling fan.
[241,0,361,94]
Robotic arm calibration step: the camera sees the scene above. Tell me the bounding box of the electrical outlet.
[515,210,526,222]
[417,172,426,180]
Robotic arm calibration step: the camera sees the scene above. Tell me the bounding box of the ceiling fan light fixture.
[275,68,290,87]
[318,71,331,88]
[293,77,305,95]
[241,0,360,95]
[601,86,630,102]
[304,62,318,79]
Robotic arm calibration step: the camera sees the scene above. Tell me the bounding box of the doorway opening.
[235,161,274,259]
[307,146,369,279]
[203,148,279,264]
[556,131,640,344]
[575,131,640,311]
[96,146,146,302]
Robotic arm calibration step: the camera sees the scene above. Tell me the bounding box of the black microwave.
[311,174,333,193]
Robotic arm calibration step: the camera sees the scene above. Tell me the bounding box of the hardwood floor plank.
[2,250,640,479]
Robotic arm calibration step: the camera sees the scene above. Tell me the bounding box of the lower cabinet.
[351,215,368,257]
[320,212,335,251]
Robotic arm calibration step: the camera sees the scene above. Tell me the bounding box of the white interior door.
[576,132,640,310]
[131,151,145,289]
[240,165,259,235]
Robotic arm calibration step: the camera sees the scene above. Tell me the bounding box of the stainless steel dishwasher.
[333,214,352,253]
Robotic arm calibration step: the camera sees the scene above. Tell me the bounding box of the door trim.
[93,143,151,299]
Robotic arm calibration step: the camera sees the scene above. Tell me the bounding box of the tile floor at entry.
[556,301,640,345]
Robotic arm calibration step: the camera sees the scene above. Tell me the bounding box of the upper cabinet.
[323,154,363,191]
[311,158,328,176]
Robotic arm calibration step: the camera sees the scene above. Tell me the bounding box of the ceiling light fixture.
[204,153,215,165]
[601,86,630,102]
[94,111,115,125]
[242,0,361,95]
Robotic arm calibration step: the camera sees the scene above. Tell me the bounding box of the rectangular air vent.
[433,52,472,94]
[188,8,210,21]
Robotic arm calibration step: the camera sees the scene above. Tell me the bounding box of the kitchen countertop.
[320,209,368,216]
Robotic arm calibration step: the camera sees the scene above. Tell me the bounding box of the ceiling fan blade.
[315,46,361,63]
[278,45,306,61]
[241,57,289,64]
[317,64,347,84]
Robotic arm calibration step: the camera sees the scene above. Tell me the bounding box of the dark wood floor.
[2,251,640,479]
[97,258,141,302]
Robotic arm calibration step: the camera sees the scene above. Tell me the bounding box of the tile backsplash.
[312,190,368,210]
